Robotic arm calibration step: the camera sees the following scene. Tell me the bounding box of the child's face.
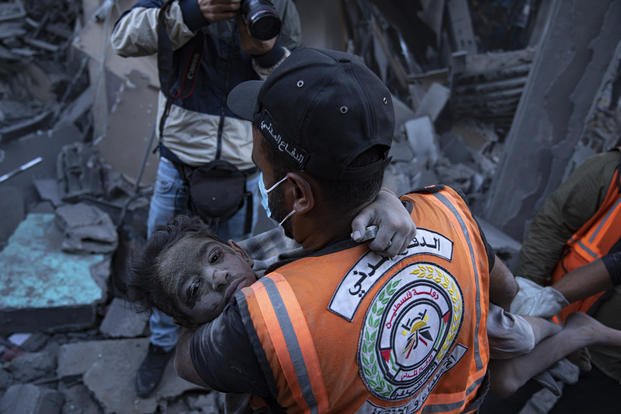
[158,235,256,324]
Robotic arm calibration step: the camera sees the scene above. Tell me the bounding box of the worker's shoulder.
[573,150,620,182]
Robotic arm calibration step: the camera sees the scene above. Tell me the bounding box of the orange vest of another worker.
[238,186,490,413]
[552,154,621,322]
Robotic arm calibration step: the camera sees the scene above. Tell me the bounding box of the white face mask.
[258,174,296,226]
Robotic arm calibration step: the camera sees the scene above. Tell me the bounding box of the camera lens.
[241,0,282,41]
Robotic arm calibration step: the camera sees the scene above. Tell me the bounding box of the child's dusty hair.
[128,215,223,327]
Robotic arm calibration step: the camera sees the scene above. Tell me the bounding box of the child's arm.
[175,329,208,387]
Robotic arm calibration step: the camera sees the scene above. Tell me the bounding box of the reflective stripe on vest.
[552,164,621,321]
[421,373,487,413]
[244,274,329,413]
[433,192,484,371]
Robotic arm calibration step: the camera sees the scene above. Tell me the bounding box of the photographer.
[111,0,302,398]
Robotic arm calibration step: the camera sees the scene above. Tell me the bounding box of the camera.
[240,0,281,41]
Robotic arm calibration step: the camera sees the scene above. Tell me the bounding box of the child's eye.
[208,247,222,264]
[185,278,201,307]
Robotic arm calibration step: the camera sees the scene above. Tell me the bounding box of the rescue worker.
[516,146,621,412]
[174,47,494,413]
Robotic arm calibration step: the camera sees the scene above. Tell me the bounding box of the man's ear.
[287,172,314,214]
[228,240,254,267]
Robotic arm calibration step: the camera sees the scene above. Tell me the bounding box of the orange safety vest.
[552,154,621,323]
[237,186,490,413]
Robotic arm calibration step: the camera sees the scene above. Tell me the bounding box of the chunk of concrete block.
[404,116,439,167]
[0,367,11,391]
[414,83,451,122]
[99,298,148,338]
[33,179,62,207]
[0,214,105,334]
[6,350,56,382]
[387,138,414,162]
[0,384,64,414]
[392,95,416,135]
[55,203,118,254]
[56,338,201,413]
[61,385,101,414]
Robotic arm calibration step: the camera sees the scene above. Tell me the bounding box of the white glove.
[510,276,569,318]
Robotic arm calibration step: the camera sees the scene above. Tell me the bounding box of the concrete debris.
[404,116,440,167]
[33,178,62,207]
[0,383,64,414]
[0,367,12,391]
[0,0,85,142]
[0,213,106,334]
[484,0,621,239]
[55,203,118,254]
[446,0,477,54]
[60,384,101,414]
[392,95,417,136]
[57,338,203,413]
[0,0,618,410]
[10,332,48,352]
[7,333,30,347]
[451,48,534,129]
[99,298,148,338]
[0,0,25,22]
[57,143,106,202]
[414,82,451,122]
[6,349,56,383]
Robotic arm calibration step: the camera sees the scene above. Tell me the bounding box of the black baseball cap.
[227,47,394,180]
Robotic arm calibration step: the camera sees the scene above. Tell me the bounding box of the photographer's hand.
[197,0,240,23]
[238,16,277,55]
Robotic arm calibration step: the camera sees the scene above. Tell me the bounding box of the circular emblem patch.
[359,262,464,401]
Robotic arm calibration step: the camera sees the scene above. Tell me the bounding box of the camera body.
[240,0,281,41]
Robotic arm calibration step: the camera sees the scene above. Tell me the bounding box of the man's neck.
[296,209,357,251]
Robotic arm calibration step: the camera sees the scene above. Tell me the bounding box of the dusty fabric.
[487,303,535,359]
[518,359,580,414]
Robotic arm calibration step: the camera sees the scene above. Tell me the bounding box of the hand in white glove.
[510,276,569,318]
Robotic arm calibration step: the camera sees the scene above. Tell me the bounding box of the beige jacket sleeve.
[111,2,195,57]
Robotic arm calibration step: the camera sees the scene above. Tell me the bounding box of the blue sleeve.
[178,0,209,31]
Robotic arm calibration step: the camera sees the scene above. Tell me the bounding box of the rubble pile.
[1,0,620,412]
[339,0,542,220]
[0,0,88,142]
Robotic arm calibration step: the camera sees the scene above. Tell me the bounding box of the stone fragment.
[0,367,12,391]
[99,298,148,338]
[55,203,118,254]
[61,338,201,413]
[404,116,439,167]
[0,384,64,414]
[6,349,56,382]
[414,83,450,122]
[60,384,100,414]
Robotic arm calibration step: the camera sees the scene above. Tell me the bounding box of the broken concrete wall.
[482,0,621,240]
[74,0,159,186]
